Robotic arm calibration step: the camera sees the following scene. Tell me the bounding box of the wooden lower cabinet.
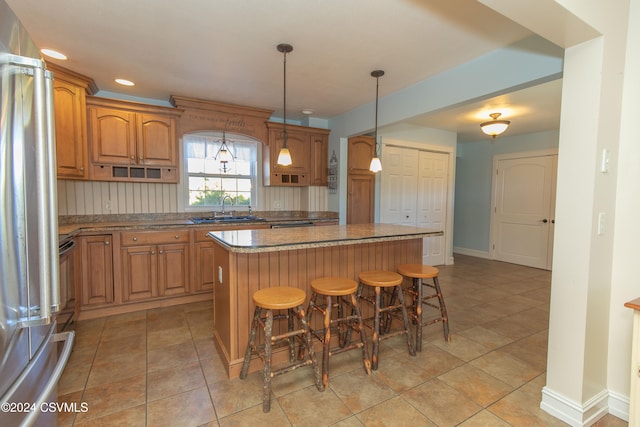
[79,235,114,307]
[193,230,215,293]
[120,230,190,302]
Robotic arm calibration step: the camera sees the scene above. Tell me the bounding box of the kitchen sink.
[191,215,266,224]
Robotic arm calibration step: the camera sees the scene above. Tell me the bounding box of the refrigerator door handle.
[21,331,75,427]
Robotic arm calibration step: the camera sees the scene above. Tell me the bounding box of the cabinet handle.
[132,237,137,241]
[80,167,84,171]
[159,250,164,254]
[151,251,155,255]
[130,155,135,160]
[139,156,143,161]
[104,241,110,245]
[175,235,180,239]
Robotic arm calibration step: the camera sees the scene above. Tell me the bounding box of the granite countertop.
[57,211,338,240]
[208,223,443,253]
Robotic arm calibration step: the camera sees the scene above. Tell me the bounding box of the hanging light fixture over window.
[369,70,384,173]
[480,112,511,139]
[214,130,236,173]
[277,43,293,166]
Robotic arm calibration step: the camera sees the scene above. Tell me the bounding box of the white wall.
[480,0,637,424]
[454,130,559,256]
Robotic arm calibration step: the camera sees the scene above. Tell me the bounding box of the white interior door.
[381,146,448,266]
[380,146,417,225]
[418,151,447,266]
[492,154,557,269]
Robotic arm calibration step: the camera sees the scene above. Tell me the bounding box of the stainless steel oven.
[57,237,77,331]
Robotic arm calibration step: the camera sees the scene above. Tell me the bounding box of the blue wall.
[453,129,560,254]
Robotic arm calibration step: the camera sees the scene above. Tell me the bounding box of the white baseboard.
[452,246,490,259]
[541,386,627,426]
[607,390,630,423]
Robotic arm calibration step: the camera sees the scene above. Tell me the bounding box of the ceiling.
[6,0,562,143]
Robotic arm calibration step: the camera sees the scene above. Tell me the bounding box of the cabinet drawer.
[120,230,189,246]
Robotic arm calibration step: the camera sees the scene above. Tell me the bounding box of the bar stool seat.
[357,270,415,370]
[397,264,450,351]
[240,286,323,412]
[305,277,371,388]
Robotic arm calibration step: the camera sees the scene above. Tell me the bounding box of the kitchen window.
[184,132,257,209]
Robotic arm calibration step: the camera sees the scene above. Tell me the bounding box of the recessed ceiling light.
[115,78,135,86]
[301,109,314,115]
[41,49,67,60]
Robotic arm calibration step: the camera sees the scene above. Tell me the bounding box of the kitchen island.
[208,223,443,378]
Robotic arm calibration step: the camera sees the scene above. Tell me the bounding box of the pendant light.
[480,112,511,139]
[369,70,384,173]
[277,43,293,166]
[214,130,235,173]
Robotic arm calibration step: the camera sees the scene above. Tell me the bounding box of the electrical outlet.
[105,200,112,213]
[274,200,281,210]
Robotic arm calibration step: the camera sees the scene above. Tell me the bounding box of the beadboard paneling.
[58,180,328,215]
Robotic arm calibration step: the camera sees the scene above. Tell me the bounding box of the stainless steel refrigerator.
[1,1,75,426]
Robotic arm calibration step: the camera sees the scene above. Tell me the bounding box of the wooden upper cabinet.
[49,64,96,180]
[264,122,330,187]
[309,133,328,186]
[347,135,375,174]
[138,114,177,166]
[89,107,137,164]
[86,97,182,182]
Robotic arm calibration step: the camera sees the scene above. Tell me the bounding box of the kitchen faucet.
[221,195,233,215]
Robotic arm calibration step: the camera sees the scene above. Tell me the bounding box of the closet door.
[380,146,418,225]
[380,146,448,266]
[418,151,448,266]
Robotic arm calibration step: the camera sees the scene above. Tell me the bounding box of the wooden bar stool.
[357,270,415,370]
[304,277,371,388]
[240,286,323,412]
[397,264,450,351]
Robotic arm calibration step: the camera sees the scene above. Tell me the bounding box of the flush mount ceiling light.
[115,78,135,87]
[214,130,236,173]
[276,43,293,166]
[41,48,67,60]
[369,70,384,173]
[480,112,511,139]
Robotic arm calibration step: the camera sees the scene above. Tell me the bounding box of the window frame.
[182,131,259,213]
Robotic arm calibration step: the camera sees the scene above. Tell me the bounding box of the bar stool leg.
[433,276,451,342]
[297,304,323,392]
[240,306,261,380]
[414,277,424,352]
[263,309,274,413]
[350,292,372,374]
[372,286,382,370]
[396,285,416,357]
[321,295,332,388]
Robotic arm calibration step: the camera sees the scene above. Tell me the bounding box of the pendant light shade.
[480,112,511,138]
[369,70,384,173]
[277,43,293,166]
[214,130,235,173]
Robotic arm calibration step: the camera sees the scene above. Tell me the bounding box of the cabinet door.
[348,135,375,174]
[157,243,189,296]
[194,241,215,293]
[309,133,328,186]
[269,128,310,177]
[53,79,88,179]
[80,235,114,306]
[138,113,177,166]
[89,107,136,165]
[121,245,157,302]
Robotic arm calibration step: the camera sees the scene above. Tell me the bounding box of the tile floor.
[57,254,627,426]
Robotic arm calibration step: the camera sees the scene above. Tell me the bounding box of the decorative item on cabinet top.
[263,121,330,187]
[86,96,184,183]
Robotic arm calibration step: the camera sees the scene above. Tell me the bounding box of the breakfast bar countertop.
[208,223,443,253]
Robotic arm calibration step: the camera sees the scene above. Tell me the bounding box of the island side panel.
[224,237,423,378]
